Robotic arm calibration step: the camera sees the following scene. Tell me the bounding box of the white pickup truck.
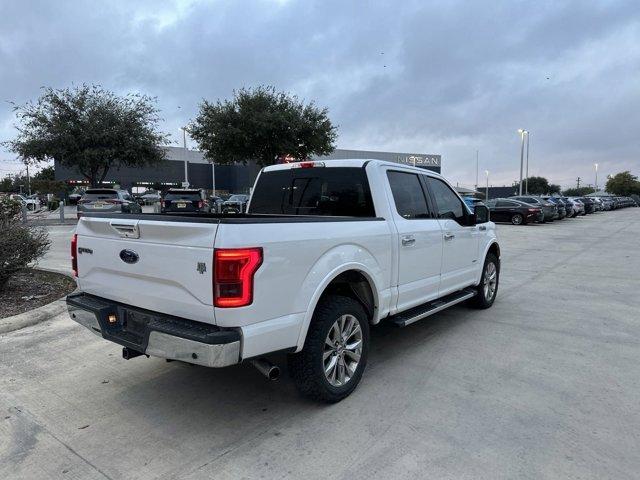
[67,159,500,402]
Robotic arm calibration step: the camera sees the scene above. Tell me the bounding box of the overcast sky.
[1,0,639,188]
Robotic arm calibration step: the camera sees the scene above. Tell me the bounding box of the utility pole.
[576,177,581,189]
[525,132,530,195]
[181,127,189,188]
[594,163,599,191]
[25,162,31,196]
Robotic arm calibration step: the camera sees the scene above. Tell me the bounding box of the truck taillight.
[214,248,263,308]
[71,234,78,277]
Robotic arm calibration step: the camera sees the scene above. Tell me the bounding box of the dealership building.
[54,146,441,194]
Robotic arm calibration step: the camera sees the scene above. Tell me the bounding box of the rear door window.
[249,167,375,217]
[386,171,430,219]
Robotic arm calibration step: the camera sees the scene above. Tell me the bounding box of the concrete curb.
[0,297,67,334]
[0,269,75,335]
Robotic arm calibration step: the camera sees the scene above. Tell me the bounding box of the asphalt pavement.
[2,209,639,479]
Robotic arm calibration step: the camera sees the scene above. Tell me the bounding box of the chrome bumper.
[67,294,240,368]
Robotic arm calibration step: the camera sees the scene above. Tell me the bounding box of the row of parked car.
[483,195,639,225]
[75,188,251,217]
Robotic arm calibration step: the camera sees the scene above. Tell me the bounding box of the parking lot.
[2,209,639,479]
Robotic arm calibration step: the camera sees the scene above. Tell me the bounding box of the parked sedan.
[542,197,567,219]
[562,197,583,217]
[485,198,542,225]
[161,189,210,214]
[9,193,41,211]
[139,190,162,205]
[77,189,142,217]
[578,197,596,214]
[510,196,557,222]
[222,194,250,214]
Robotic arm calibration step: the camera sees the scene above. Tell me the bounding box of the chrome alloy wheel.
[323,314,363,387]
[483,261,497,301]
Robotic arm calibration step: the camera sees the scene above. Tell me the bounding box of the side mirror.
[474,204,490,224]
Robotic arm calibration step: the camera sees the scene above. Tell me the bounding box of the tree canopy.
[2,85,169,186]
[605,171,640,196]
[524,176,551,194]
[563,186,595,196]
[189,86,337,167]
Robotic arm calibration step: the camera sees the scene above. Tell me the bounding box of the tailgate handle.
[110,221,140,239]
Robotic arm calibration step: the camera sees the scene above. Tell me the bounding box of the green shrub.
[0,197,50,289]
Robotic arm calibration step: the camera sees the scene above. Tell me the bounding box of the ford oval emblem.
[119,249,139,264]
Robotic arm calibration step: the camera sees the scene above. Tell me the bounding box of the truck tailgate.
[75,216,219,324]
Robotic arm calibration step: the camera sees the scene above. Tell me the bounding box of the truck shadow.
[114,303,473,422]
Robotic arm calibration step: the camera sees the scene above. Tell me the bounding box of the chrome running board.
[390,288,477,327]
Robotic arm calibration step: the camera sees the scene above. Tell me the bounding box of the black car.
[578,197,596,214]
[161,189,210,214]
[510,196,557,222]
[222,194,250,214]
[485,198,543,225]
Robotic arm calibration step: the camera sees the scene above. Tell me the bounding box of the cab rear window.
[249,167,375,217]
[165,191,200,201]
[82,190,118,200]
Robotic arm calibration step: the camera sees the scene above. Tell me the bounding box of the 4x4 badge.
[197,262,207,274]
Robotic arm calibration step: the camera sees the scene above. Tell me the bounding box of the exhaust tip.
[251,358,280,381]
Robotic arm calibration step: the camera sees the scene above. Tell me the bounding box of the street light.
[525,132,530,194]
[517,129,528,195]
[594,163,599,192]
[485,170,489,200]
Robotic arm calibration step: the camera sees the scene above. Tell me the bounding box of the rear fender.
[293,245,388,352]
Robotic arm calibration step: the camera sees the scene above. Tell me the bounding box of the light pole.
[525,131,530,194]
[181,127,189,188]
[594,163,599,191]
[517,129,527,195]
[485,170,489,200]
[475,150,479,191]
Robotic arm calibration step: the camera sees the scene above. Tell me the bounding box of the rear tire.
[289,295,369,403]
[511,213,524,225]
[469,253,499,309]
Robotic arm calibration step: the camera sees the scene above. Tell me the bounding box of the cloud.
[1,0,639,188]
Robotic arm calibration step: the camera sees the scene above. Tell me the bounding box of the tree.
[524,176,550,195]
[27,165,67,194]
[563,186,595,196]
[548,184,561,194]
[605,171,640,196]
[189,86,337,167]
[2,85,169,187]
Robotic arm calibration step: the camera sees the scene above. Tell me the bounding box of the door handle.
[443,232,455,241]
[401,236,416,246]
[478,225,487,231]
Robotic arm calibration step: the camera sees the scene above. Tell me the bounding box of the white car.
[66,159,500,402]
[9,193,40,211]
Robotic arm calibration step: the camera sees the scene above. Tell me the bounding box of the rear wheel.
[511,213,524,225]
[469,253,499,309]
[289,295,369,403]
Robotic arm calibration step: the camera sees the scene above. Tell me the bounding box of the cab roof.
[262,159,443,178]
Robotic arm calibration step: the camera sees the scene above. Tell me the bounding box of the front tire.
[289,295,369,403]
[469,253,499,309]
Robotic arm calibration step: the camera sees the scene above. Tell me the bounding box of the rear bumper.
[66,292,240,368]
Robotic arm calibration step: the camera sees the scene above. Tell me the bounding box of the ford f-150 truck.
[67,159,500,402]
